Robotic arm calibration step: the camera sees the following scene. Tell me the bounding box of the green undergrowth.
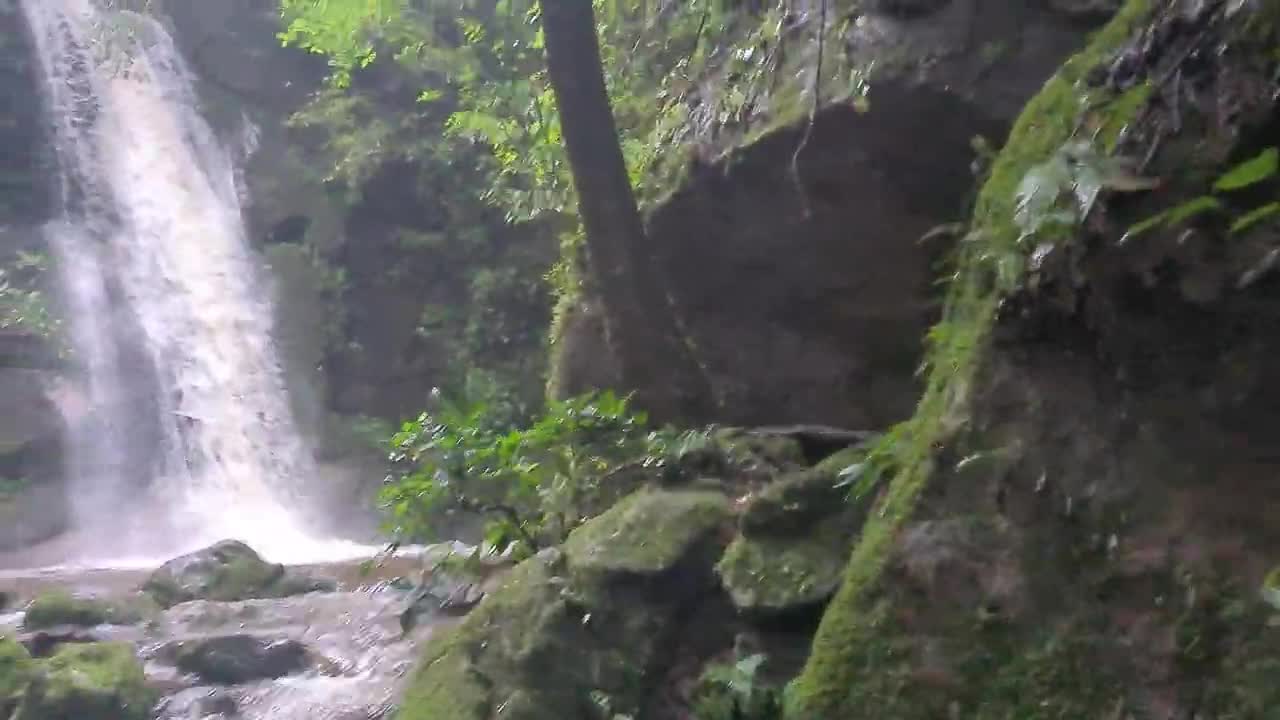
[784,1,1155,716]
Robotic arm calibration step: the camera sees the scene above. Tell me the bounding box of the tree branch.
[454,495,541,552]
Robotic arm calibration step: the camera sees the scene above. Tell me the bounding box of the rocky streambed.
[0,540,489,720]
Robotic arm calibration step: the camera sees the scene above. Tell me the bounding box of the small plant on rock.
[692,653,782,720]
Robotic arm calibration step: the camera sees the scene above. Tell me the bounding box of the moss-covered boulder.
[564,489,731,578]
[718,515,854,615]
[0,636,35,719]
[713,427,807,471]
[717,449,868,614]
[396,489,731,720]
[21,592,156,631]
[142,540,336,608]
[15,642,154,720]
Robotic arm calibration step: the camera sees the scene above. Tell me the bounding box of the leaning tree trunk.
[540,0,712,422]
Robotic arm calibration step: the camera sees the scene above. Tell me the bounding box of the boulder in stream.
[170,635,311,685]
[143,540,336,608]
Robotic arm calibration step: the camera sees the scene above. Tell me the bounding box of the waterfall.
[20,0,359,563]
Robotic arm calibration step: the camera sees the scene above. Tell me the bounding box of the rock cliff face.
[553,0,1120,428]
[0,3,67,551]
[789,1,1280,716]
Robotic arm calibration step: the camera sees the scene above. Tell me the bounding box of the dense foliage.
[279,0,864,223]
[382,390,679,552]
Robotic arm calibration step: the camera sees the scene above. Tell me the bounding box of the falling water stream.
[18,0,366,565]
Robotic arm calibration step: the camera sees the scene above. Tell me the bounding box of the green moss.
[970,630,1128,719]
[399,489,730,720]
[564,489,730,578]
[784,3,1155,717]
[545,230,586,404]
[972,0,1153,270]
[397,558,555,720]
[739,447,864,536]
[397,550,653,720]
[21,592,154,631]
[712,427,808,470]
[717,514,853,613]
[0,636,34,714]
[784,590,1129,720]
[17,642,154,720]
[1171,575,1280,718]
[1099,81,1153,152]
[214,556,285,601]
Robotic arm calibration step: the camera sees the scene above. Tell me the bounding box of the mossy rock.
[713,427,807,469]
[142,540,335,608]
[564,489,731,580]
[784,3,1161,717]
[21,592,157,631]
[15,642,154,720]
[717,514,855,615]
[399,552,641,720]
[739,447,864,537]
[398,489,733,720]
[0,636,34,718]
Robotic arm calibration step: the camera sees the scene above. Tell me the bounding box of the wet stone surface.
[1,552,461,720]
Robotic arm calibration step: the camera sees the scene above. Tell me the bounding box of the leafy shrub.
[693,653,782,720]
[381,390,669,552]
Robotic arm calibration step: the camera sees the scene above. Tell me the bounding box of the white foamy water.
[20,0,366,565]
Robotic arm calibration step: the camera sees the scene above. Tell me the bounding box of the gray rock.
[155,686,241,720]
[143,540,334,608]
[171,635,310,685]
[397,542,490,634]
[195,688,239,717]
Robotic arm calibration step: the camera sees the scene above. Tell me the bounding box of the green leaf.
[1164,195,1223,225]
[1125,195,1223,242]
[1215,147,1278,191]
[1014,156,1074,238]
[735,653,767,679]
[1120,210,1169,243]
[1229,202,1280,235]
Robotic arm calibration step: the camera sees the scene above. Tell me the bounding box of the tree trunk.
[540,0,712,422]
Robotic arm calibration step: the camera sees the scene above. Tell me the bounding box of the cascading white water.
[20,0,366,564]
